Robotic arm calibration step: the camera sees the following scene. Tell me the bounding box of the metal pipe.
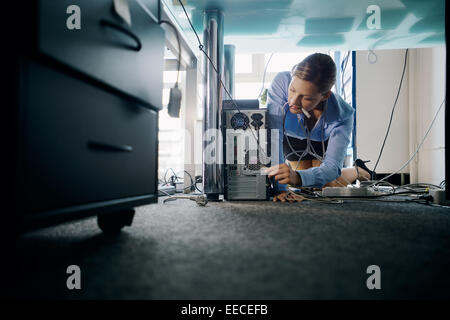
[224,44,236,98]
[202,10,224,200]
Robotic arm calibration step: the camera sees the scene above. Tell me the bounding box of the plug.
[168,84,182,118]
[268,176,277,196]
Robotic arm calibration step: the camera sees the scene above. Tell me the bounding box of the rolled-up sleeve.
[266,72,289,192]
[297,115,354,188]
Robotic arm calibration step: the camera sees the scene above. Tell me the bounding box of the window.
[235,54,253,73]
[234,82,262,99]
[265,52,312,73]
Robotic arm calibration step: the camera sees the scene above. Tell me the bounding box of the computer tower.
[222,100,271,200]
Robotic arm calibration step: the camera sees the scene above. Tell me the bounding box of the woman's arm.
[295,116,354,188]
[266,72,290,192]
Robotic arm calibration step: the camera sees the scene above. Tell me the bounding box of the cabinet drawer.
[38,0,164,110]
[21,61,158,214]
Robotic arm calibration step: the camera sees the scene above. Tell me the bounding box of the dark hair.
[291,53,336,94]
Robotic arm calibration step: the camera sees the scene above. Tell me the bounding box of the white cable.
[297,112,356,187]
[158,189,173,197]
[283,101,355,187]
[401,183,442,189]
[294,106,326,163]
[258,53,275,99]
[367,50,377,64]
[287,189,343,204]
[369,99,445,188]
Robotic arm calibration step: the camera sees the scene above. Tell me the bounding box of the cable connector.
[163,194,208,206]
[194,195,208,206]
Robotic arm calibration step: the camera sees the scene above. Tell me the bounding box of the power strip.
[158,185,176,196]
[322,186,375,197]
[175,181,185,193]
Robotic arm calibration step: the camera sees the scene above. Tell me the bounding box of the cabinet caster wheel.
[97,208,135,234]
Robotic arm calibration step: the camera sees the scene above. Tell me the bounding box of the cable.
[176,0,241,114]
[163,194,208,206]
[396,183,442,191]
[373,49,408,173]
[160,168,206,204]
[176,0,270,163]
[181,170,196,192]
[418,201,450,209]
[340,51,350,100]
[176,0,363,192]
[159,19,183,118]
[288,182,434,205]
[287,189,344,204]
[367,50,378,64]
[163,168,200,192]
[369,98,445,188]
[163,168,179,184]
[282,100,355,188]
[158,188,173,197]
[335,198,420,203]
[364,181,442,194]
[282,102,325,165]
[177,0,203,51]
[159,20,182,85]
[258,53,274,99]
[194,175,203,193]
[371,180,397,193]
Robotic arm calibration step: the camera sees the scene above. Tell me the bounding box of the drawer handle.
[99,19,142,51]
[88,141,133,152]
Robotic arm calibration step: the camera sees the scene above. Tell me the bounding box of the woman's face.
[288,76,330,115]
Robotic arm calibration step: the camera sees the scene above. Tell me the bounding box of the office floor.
[10,196,450,299]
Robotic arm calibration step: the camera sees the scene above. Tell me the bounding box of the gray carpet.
[11,197,450,299]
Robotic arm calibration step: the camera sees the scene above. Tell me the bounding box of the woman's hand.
[272,191,304,203]
[273,191,291,202]
[265,163,302,186]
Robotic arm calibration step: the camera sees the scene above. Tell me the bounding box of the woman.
[264,53,375,202]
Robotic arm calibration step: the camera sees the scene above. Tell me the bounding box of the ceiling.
[162,0,445,53]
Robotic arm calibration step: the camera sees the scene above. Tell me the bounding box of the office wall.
[355,49,410,174]
[356,46,446,184]
[408,46,446,185]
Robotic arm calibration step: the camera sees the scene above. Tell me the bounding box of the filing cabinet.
[37,0,163,110]
[8,0,164,232]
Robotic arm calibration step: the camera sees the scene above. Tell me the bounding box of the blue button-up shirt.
[267,71,354,189]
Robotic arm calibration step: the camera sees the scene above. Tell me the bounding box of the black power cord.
[163,168,203,193]
[159,20,181,85]
[373,49,409,173]
[159,19,183,118]
[194,175,203,193]
[176,0,242,115]
[176,0,272,162]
